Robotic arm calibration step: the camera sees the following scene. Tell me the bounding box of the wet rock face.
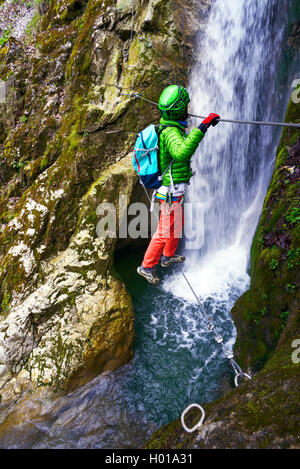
[145,91,300,450]
[0,1,211,399]
[288,20,300,50]
[0,157,136,399]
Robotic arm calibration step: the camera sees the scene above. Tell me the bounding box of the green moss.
[40,155,48,170]
[84,211,97,225]
[232,89,300,375]
[0,291,11,315]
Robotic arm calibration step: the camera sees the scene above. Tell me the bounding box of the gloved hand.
[198,113,220,133]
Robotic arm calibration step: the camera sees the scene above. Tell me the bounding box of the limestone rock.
[0,0,209,400]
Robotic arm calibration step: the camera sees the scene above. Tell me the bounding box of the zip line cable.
[125,91,300,128]
[78,86,300,135]
[188,113,300,128]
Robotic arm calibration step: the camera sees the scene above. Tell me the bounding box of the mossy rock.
[0,0,203,401]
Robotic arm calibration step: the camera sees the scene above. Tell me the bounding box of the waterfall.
[165,0,288,303]
[0,0,295,448]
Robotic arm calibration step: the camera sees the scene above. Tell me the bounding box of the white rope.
[181,404,205,433]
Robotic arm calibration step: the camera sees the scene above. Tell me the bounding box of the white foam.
[163,244,249,305]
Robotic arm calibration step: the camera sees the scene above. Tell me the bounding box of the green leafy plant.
[0,27,12,47]
[287,248,300,270]
[258,236,264,246]
[286,283,296,293]
[269,258,278,271]
[20,115,27,123]
[11,159,28,170]
[281,311,290,321]
[286,206,300,225]
[260,306,267,317]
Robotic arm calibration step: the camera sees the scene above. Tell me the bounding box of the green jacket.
[158,117,205,186]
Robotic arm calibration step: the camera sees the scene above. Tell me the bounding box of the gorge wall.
[0,0,299,451]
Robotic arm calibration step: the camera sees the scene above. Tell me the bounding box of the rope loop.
[230,358,252,387]
[234,371,252,387]
[181,403,206,433]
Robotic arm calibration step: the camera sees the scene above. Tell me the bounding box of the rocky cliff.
[146,91,300,449]
[0,0,299,450]
[0,0,211,400]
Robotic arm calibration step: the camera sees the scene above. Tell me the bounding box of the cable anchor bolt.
[224,351,234,360]
[214,334,223,344]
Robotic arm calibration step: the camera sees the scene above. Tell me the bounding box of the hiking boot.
[160,254,185,268]
[137,266,160,285]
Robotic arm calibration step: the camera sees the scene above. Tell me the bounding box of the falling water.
[0,0,295,449]
[166,0,287,302]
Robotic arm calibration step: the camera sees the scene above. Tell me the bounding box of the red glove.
[198,113,220,133]
[202,113,220,127]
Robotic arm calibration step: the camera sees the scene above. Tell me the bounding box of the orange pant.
[142,200,184,269]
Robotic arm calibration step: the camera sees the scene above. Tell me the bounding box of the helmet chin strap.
[160,104,188,121]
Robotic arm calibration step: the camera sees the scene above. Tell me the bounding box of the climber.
[137,85,220,285]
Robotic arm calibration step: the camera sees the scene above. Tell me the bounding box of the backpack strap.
[139,177,157,213]
[156,125,176,192]
[140,124,177,212]
[158,159,173,180]
[136,131,159,159]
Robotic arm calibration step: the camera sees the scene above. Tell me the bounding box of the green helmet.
[158,85,190,119]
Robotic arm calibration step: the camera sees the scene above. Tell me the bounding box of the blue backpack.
[132,124,174,189]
